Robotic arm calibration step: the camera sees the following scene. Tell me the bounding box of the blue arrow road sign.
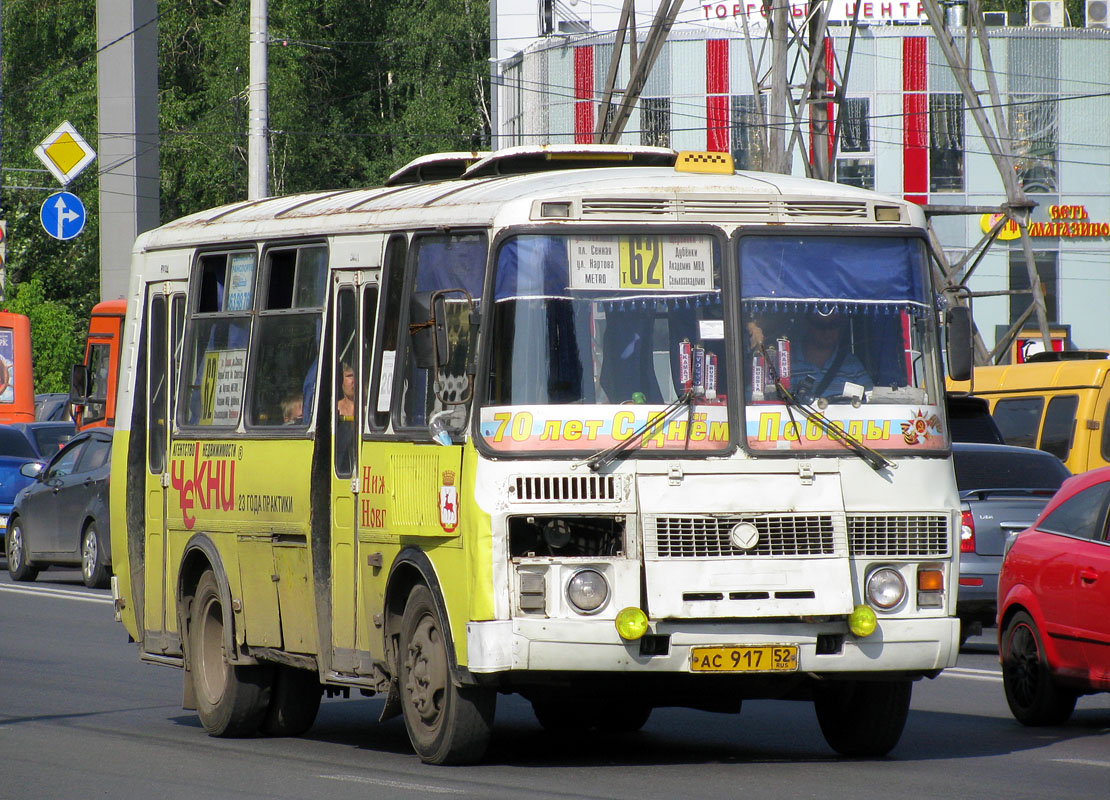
[40,191,87,240]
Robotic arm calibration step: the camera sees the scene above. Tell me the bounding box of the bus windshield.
[480,231,728,455]
[739,234,946,454]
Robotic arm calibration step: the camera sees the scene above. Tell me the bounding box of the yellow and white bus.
[110,145,962,764]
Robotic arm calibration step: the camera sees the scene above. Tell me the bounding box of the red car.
[998,466,1110,725]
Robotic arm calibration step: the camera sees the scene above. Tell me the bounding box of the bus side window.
[148,295,167,473]
[180,251,255,428]
[397,232,486,431]
[362,284,379,431]
[334,287,357,476]
[248,245,327,428]
[1040,394,1078,461]
[992,396,1044,449]
[370,235,406,431]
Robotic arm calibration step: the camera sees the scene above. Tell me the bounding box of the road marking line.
[319,774,466,793]
[0,583,112,604]
[1053,758,1110,769]
[941,666,1002,682]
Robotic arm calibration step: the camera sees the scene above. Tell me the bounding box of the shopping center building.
[490,2,1110,355]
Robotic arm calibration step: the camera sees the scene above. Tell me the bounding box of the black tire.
[188,570,272,737]
[260,665,323,737]
[1000,611,1077,726]
[81,522,111,589]
[813,679,912,757]
[399,584,495,764]
[6,519,39,582]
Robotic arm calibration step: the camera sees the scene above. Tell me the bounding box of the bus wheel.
[261,665,322,737]
[813,678,911,757]
[188,570,271,737]
[6,520,40,582]
[399,584,495,764]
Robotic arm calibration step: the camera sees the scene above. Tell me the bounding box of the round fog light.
[848,604,878,637]
[615,606,649,640]
[867,567,907,610]
[566,569,609,613]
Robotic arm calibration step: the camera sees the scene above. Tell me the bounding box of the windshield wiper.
[762,345,894,473]
[580,391,694,473]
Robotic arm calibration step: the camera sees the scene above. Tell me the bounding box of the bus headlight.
[566,568,609,614]
[866,567,906,610]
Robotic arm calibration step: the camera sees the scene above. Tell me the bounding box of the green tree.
[2,276,83,393]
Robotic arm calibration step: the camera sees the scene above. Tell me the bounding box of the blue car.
[0,426,46,548]
[8,421,75,458]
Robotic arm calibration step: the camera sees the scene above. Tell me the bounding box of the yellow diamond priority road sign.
[34,121,97,186]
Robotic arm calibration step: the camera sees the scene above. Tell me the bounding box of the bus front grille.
[509,474,623,503]
[847,514,950,557]
[646,514,838,559]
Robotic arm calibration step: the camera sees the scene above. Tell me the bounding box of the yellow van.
[949,352,1110,474]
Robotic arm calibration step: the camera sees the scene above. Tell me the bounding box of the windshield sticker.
[747,405,945,451]
[567,235,714,292]
[226,253,255,311]
[480,405,729,452]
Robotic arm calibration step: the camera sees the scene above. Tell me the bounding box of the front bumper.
[467,615,959,676]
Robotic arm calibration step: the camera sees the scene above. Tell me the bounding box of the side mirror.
[946,305,973,382]
[432,294,451,368]
[409,291,436,369]
[69,364,89,407]
[20,461,45,479]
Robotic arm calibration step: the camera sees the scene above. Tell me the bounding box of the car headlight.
[566,568,609,614]
[866,567,907,610]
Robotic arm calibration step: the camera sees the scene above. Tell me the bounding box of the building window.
[731,95,766,170]
[503,57,523,147]
[640,97,670,148]
[1010,96,1058,193]
[929,94,964,192]
[1009,250,1058,325]
[836,158,874,190]
[839,98,870,153]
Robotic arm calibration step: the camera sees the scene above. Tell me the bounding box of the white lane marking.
[319,774,466,794]
[1053,758,1110,769]
[941,666,1003,682]
[0,583,112,604]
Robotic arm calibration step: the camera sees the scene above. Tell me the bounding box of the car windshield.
[739,234,945,455]
[0,428,37,459]
[480,232,728,455]
[953,447,1071,491]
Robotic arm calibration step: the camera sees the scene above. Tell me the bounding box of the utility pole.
[248,0,268,200]
[96,0,159,301]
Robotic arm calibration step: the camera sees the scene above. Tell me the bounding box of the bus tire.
[813,678,911,757]
[6,519,39,582]
[261,665,322,737]
[399,584,494,764]
[1000,611,1076,726]
[188,569,271,737]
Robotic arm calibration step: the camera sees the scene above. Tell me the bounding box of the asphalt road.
[2,566,1109,800]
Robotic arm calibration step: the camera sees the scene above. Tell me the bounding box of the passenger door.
[329,269,379,671]
[34,438,89,554]
[144,285,186,651]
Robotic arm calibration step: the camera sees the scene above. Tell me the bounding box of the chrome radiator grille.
[646,514,838,559]
[848,514,950,557]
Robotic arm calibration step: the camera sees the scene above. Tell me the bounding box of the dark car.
[8,421,75,458]
[34,392,72,422]
[998,466,1110,725]
[0,426,46,548]
[947,393,1004,445]
[6,428,113,588]
[953,442,1070,643]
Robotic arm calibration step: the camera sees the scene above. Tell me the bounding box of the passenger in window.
[790,311,873,401]
[282,393,303,425]
[335,362,356,473]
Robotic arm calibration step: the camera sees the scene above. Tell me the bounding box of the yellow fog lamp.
[615,606,650,640]
[848,604,878,638]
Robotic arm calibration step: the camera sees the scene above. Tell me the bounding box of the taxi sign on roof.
[34,121,97,186]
